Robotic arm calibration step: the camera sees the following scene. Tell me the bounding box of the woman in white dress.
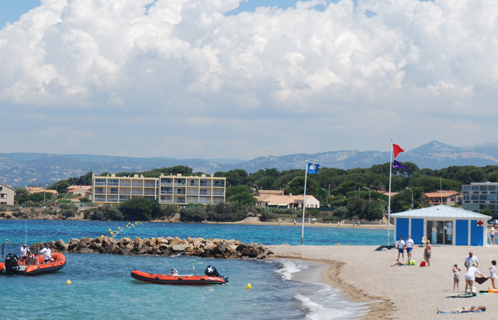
[465,262,483,293]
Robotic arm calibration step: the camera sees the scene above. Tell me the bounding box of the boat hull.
[1,253,65,275]
[131,270,227,285]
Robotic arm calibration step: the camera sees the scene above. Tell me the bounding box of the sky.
[0,0,497,161]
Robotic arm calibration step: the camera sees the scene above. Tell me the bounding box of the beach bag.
[420,261,426,267]
[408,259,416,266]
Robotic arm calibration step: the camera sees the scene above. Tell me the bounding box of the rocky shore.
[31,237,273,259]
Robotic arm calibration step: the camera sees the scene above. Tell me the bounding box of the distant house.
[254,190,320,209]
[423,190,460,206]
[0,183,15,206]
[67,185,92,197]
[67,185,92,194]
[25,187,58,196]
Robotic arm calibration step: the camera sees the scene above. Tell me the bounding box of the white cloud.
[1,0,498,158]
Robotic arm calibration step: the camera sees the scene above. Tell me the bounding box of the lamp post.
[363,187,371,202]
[406,187,413,209]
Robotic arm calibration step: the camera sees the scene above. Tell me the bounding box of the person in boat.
[437,306,486,313]
[39,243,54,264]
[20,244,32,262]
[171,268,179,276]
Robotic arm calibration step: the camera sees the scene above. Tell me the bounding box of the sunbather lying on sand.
[437,306,486,313]
[391,261,409,267]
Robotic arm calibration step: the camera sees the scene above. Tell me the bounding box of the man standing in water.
[405,235,414,260]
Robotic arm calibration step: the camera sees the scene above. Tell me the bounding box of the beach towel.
[475,277,488,285]
[437,309,484,314]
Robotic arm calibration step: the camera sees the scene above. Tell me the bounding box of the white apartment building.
[92,173,226,206]
[462,181,498,217]
[0,183,15,206]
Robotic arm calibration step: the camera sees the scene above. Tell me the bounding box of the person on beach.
[390,260,415,267]
[464,251,478,270]
[397,237,405,261]
[39,243,54,264]
[453,264,461,291]
[490,226,495,245]
[465,262,483,294]
[424,239,431,267]
[437,306,486,313]
[405,235,414,259]
[489,260,497,289]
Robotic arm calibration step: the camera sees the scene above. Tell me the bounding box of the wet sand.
[270,245,498,319]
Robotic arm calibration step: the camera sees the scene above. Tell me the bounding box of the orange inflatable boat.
[2,252,66,275]
[131,265,228,285]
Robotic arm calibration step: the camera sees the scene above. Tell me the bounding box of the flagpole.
[388,141,393,246]
[301,160,308,245]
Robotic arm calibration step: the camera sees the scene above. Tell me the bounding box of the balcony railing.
[161,183,173,187]
[175,182,186,186]
[120,182,131,186]
[95,182,106,186]
[200,182,211,187]
[161,191,173,194]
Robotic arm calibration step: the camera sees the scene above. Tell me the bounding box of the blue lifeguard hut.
[391,205,489,246]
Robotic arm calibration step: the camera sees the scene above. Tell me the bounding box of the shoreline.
[270,253,395,319]
[270,245,498,320]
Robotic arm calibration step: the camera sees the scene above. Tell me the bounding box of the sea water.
[0,220,395,245]
[0,221,389,319]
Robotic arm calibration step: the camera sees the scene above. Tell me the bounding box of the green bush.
[118,198,161,221]
[259,210,278,221]
[59,203,75,210]
[161,204,179,218]
[60,209,76,219]
[180,206,207,222]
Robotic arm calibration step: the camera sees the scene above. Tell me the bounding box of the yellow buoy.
[101,235,104,238]
[108,229,111,232]
[66,280,71,285]
[118,227,120,229]
[246,283,252,290]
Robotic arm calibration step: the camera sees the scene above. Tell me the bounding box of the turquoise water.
[0,220,394,245]
[0,221,387,319]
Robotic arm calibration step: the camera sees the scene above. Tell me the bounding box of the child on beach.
[489,260,497,289]
[453,264,461,291]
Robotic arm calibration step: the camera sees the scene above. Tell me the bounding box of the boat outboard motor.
[5,253,19,275]
[205,265,228,282]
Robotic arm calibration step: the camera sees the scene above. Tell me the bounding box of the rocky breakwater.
[37,237,273,259]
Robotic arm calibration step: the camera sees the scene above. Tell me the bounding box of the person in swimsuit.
[424,240,431,267]
[437,306,486,313]
[453,264,461,291]
[490,226,496,245]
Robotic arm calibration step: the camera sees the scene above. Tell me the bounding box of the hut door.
[427,220,453,244]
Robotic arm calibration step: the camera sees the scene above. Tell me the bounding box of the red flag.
[393,144,404,159]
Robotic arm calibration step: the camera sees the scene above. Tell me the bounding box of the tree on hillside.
[214,169,249,187]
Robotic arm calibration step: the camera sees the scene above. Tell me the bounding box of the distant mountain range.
[1,140,498,187]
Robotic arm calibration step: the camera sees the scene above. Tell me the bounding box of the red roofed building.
[423,190,460,206]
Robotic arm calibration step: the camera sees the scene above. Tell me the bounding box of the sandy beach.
[271,245,498,319]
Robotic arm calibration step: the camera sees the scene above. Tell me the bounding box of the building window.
[95,179,106,186]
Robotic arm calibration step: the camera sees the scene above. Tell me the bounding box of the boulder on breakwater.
[32,237,273,259]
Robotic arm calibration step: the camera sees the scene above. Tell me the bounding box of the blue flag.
[393,160,407,170]
[307,163,319,174]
